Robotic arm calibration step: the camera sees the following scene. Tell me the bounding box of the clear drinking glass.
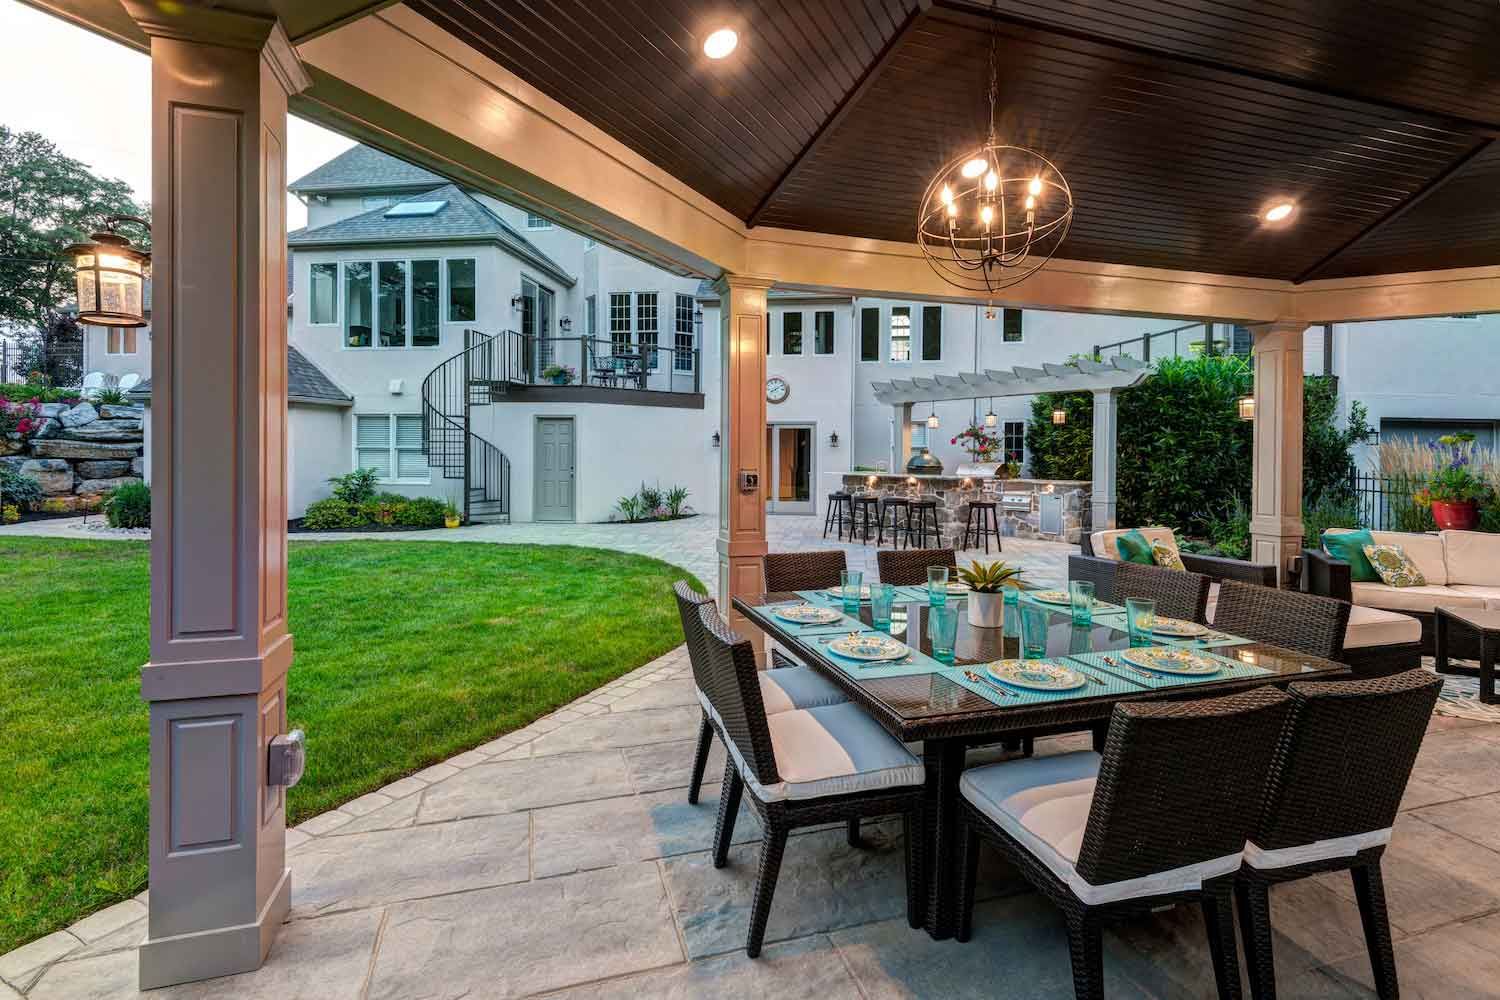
[840,569,864,614]
[1126,598,1157,647]
[929,604,958,664]
[870,583,895,630]
[1020,603,1049,659]
[1069,580,1095,627]
[927,565,950,606]
[1003,588,1020,637]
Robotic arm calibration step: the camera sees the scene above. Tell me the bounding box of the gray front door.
[535,417,575,521]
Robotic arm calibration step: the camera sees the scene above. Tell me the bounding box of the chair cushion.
[1115,529,1157,565]
[1363,544,1427,588]
[1343,605,1423,649]
[959,751,1241,906]
[1447,586,1500,611]
[722,702,923,803]
[759,665,849,714]
[1328,529,1447,586]
[1090,527,1176,562]
[1205,582,1220,624]
[1321,529,1379,583]
[1350,582,1486,614]
[1442,531,1500,587]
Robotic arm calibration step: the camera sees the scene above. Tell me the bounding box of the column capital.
[122,2,310,93]
[1250,319,1308,352]
[712,273,778,296]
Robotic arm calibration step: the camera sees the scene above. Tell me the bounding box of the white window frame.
[859,305,881,363]
[105,328,138,356]
[781,310,804,356]
[608,292,633,353]
[354,413,430,485]
[1002,308,1024,344]
[446,258,477,325]
[340,258,450,350]
[308,261,339,326]
[1002,420,1025,463]
[920,304,942,362]
[814,310,835,355]
[674,293,695,372]
[910,424,928,449]
[890,306,912,363]
[525,213,553,230]
[637,291,660,371]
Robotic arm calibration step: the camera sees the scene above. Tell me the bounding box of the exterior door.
[766,424,815,515]
[522,277,556,379]
[535,417,575,521]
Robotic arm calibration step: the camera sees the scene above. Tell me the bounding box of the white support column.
[1250,321,1307,584]
[715,275,774,657]
[127,3,309,989]
[891,403,913,473]
[1090,389,1119,530]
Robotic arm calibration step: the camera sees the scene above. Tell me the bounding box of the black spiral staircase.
[421,329,511,523]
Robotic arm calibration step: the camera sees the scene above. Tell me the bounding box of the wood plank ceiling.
[410,0,1500,283]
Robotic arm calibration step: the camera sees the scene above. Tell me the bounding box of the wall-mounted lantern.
[1237,395,1255,421]
[66,215,150,327]
[829,430,839,448]
[511,293,524,310]
[1051,408,1067,425]
[711,430,721,447]
[559,317,573,332]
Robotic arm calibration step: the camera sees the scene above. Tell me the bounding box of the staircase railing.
[421,329,510,523]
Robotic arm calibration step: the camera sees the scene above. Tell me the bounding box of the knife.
[963,670,1014,698]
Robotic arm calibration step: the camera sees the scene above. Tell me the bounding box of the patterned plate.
[986,659,1087,691]
[772,604,842,625]
[1027,590,1073,606]
[1151,617,1209,638]
[1123,647,1222,675]
[826,633,908,661]
[826,584,873,600]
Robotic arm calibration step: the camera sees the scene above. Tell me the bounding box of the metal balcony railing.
[493,333,702,395]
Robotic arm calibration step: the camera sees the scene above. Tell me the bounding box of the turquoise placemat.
[1159,630,1254,651]
[1020,592,1127,617]
[817,635,949,681]
[947,657,1149,706]
[1069,648,1273,690]
[753,600,869,637]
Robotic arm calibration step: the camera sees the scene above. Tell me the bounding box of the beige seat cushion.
[1343,605,1423,649]
[1090,526,1177,562]
[1350,581,1484,614]
[1442,531,1500,587]
[1327,528,1447,586]
[1205,582,1220,624]
[1447,586,1500,612]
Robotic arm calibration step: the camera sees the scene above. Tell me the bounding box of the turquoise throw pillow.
[1322,529,1380,583]
[1115,529,1156,566]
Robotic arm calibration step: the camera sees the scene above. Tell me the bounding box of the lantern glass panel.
[76,270,97,312]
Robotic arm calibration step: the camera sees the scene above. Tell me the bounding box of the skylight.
[385,200,448,218]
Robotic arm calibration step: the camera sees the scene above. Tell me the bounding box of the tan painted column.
[1249,321,1307,584]
[125,3,309,989]
[890,403,913,473]
[715,275,774,652]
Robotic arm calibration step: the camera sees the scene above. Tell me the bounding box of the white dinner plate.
[1122,647,1221,676]
[985,659,1087,691]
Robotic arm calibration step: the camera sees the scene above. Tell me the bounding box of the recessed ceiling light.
[1264,201,1295,223]
[703,28,737,59]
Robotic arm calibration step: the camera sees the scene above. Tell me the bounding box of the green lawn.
[0,537,699,956]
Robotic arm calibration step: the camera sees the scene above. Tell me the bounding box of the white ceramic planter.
[968,591,1004,628]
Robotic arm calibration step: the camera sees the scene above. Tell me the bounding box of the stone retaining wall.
[1,401,145,513]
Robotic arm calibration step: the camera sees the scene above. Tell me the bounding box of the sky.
[0,0,356,230]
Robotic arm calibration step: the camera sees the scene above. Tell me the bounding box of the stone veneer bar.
[837,473,1090,544]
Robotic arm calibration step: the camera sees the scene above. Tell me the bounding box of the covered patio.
[12,0,1500,995]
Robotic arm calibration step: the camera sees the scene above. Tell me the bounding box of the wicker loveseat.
[1069,526,1277,598]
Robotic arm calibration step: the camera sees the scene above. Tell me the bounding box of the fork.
[963,670,1013,698]
[1104,655,1157,679]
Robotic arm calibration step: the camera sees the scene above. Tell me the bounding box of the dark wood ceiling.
[410,0,1500,282]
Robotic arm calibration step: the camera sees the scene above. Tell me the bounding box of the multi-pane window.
[362,196,393,210]
[890,307,911,362]
[637,292,659,368]
[525,213,552,230]
[345,259,445,348]
[309,263,337,324]
[586,295,597,339]
[1002,308,1023,343]
[105,328,137,355]
[411,260,439,347]
[344,262,373,347]
[782,311,803,355]
[922,305,942,361]
[910,424,928,449]
[674,293,695,372]
[355,414,427,482]
[1003,420,1025,463]
[377,260,406,347]
[609,292,632,353]
[814,310,834,354]
[447,259,476,323]
[860,307,879,361]
[1232,325,1253,356]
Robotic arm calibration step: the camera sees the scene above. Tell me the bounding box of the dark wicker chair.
[695,602,926,957]
[1237,669,1441,1000]
[673,581,845,805]
[1108,561,1212,623]
[956,687,1293,1000]
[763,550,848,668]
[1302,546,1430,674]
[876,547,957,586]
[1212,580,1351,661]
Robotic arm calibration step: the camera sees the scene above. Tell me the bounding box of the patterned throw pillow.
[1362,544,1427,588]
[1151,539,1186,571]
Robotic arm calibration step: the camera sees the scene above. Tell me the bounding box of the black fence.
[1351,471,1434,533]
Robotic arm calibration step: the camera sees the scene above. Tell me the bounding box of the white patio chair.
[80,371,105,399]
[117,373,141,393]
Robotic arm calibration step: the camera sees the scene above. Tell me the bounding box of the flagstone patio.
[7,642,1500,998]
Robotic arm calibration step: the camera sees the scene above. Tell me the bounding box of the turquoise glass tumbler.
[870,583,895,630]
[840,570,864,614]
[1126,598,1157,648]
[1020,603,1049,659]
[927,565,949,606]
[1069,580,1095,627]
[929,604,958,664]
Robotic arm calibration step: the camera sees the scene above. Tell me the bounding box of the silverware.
[963,670,1013,698]
[1075,669,1107,686]
[1105,654,1158,679]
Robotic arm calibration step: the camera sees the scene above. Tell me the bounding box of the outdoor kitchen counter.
[828,473,1090,543]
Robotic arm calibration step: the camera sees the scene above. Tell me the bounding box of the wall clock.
[766,376,790,404]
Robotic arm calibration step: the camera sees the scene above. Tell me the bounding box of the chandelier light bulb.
[703,28,738,59]
[1028,176,1042,196]
[940,184,953,205]
[961,157,989,178]
[984,170,998,192]
[947,202,958,218]
[1025,195,1035,210]
[980,205,994,225]
[1264,201,1295,222]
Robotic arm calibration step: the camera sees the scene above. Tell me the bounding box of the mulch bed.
[287,519,451,534]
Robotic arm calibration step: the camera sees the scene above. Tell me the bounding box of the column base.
[1250,519,1303,586]
[138,866,290,990]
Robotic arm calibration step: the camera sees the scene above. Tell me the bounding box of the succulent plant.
[955,559,1024,593]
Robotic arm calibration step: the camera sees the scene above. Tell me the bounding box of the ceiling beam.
[745,0,932,228]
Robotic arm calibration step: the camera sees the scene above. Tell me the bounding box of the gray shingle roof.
[288,145,446,196]
[128,346,352,408]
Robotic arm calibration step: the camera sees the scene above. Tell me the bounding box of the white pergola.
[871,355,1151,529]
[21,0,1500,989]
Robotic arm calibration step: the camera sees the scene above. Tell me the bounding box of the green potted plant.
[1415,433,1489,531]
[443,500,461,529]
[955,559,1024,628]
[542,363,576,386]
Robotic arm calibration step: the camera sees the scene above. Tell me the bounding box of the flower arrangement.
[950,422,1002,461]
[0,398,43,438]
[542,363,577,384]
[1414,434,1491,506]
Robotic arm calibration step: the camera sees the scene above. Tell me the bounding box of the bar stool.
[961,500,1001,554]
[906,498,941,549]
[823,491,853,539]
[877,496,911,547]
[850,494,881,543]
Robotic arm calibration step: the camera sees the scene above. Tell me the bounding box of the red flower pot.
[1431,499,1479,531]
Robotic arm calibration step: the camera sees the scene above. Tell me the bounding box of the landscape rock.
[130,456,145,476]
[0,455,26,475]
[98,404,144,420]
[31,417,60,439]
[76,460,132,479]
[31,439,141,461]
[63,419,143,442]
[58,402,99,428]
[37,403,69,418]
[76,475,141,496]
[0,435,22,457]
[18,458,74,495]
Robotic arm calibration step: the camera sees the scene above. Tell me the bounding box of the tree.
[0,126,147,332]
[10,310,83,385]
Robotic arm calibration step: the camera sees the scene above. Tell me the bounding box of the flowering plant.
[950,423,1001,461]
[0,398,42,437]
[1414,433,1490,506]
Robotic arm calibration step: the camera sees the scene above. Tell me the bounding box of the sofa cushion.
[1321,529,1379,583]
[1447,586,1500,612]
[1441,531,1500,587]
[1090,527,1176,563]
[1364,544,1427,588]
[1327,529,1447,586]
[1343,605,1423,649]
[1350,582,1485,614]
[725,702,924,803]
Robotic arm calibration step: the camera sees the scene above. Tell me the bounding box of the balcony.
[489,332,704,409]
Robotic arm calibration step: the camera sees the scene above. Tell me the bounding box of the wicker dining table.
[733,587,1351,940]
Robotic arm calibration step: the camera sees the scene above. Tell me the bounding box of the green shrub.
[0,384,81,405]
[638,482,663,513]
[104,481,151,528]
[94,387,127,406]
[0,468,43,510]
[665,485,690,517]
[1302,496,1360,544]
[358,491,407,525]
[394,496,447,528]
[327,468,378,505]
[1203,498,1251,560]
[615,494,643,522]
[302,498,364,530]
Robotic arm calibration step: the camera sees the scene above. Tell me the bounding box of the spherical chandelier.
[916,11,1073,294]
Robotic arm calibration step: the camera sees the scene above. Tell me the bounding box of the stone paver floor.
[9,643,1500,998]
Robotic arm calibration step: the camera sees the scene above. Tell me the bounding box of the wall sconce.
[1051,408,1067,425]
[1237,395,1255,421]
[559,317,573,331]
[829,430,839,448]
[867,474,878,487]
[711,431,721,448]
[66,215,151,328]
[510,294,524,310]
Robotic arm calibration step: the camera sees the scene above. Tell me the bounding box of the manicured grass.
[0,537,699,956]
